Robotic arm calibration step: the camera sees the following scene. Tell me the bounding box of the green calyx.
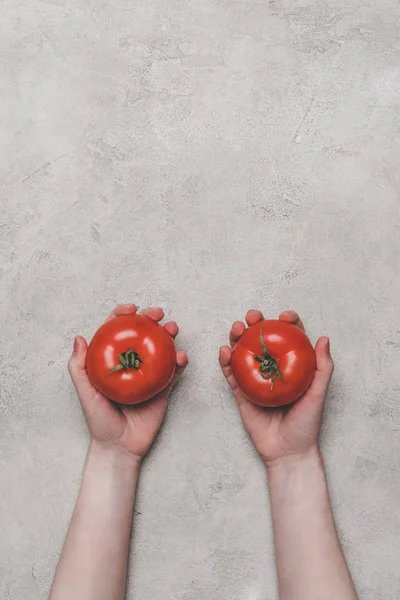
[107,350,143,376]
[254,328,284,390]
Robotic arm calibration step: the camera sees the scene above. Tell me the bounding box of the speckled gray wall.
[1,0,400,598]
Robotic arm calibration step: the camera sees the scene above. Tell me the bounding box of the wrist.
[89,439,142,473]
[265,446,322,476]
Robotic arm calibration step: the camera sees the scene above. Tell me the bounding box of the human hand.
[68,304,188,464]
[219,310,334,467]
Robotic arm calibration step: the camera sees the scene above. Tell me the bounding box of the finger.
[68,336,96,400]
[279,310,305,332]
[219,346,249,406]
[171,351,188,383]
[245,309,264,326]
[163,321,179,338]
[219,345,240,394]
[142,307,164,322]
[219,345,231,368]
[160,351,188,397]
[306,336,334,405]
[105,304,137,322]
[230,321,246,348]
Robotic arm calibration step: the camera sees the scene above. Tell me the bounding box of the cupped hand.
[219,310,334,466]
[68,304,188,463]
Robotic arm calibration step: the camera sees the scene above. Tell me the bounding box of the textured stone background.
[1,0,400,598]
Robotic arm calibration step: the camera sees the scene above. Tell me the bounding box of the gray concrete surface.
[1,0,400,598]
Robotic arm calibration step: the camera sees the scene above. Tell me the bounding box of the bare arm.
[267,451,357,600]
[220,309,357,600]
[49,443,139,600]
[49,304,188,600]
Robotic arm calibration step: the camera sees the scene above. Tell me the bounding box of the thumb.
[68,337,121,433]
[155,351,188,400]
[67,336,96,403]
[307,336,334,405]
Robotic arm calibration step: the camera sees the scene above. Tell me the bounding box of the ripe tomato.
[86,314,176,405]
[231,319,315,407]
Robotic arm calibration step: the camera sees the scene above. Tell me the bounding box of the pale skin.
[49,304,188,600]
[49,305,358,600]
[219,309,358,600]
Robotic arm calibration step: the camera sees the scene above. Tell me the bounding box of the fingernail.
[326,337,330,353]
[73,337,79,354]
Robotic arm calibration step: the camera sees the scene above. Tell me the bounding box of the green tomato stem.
[254,328,284,390]
[106,349,143,376]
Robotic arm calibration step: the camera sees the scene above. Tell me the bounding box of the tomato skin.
[86,314,176,405]
[231,320,315,407]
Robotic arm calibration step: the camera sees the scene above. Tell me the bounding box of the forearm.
[267,451,357,600]
[49,442,140,600]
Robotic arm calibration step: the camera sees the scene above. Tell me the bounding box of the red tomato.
[86,314,176,405]
[231,319,315,407]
